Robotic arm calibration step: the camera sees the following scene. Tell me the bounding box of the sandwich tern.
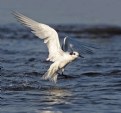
[13,12,96,83]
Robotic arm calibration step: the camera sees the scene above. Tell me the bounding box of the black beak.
[79,54,84,58]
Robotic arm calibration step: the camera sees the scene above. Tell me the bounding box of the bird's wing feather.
[13,11,62,62]
[62,37,98,54]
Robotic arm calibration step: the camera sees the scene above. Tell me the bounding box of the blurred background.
[0,0,121,25]
[1,1,121,113]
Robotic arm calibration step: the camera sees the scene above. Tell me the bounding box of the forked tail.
[42,62,59,83]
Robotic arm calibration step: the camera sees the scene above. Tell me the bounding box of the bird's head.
[69,51,84,59]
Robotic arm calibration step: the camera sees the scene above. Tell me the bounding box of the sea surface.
[1,24,121,113]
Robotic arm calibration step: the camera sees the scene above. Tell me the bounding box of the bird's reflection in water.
[36,87,72,113]
[47,86,72,104]
[36,110,62,113]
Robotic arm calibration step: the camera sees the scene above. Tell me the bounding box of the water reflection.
[48,87,72,104]
[36,110,62,113]
[37,87,72,113]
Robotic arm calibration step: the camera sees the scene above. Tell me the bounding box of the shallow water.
[1,24,121,113]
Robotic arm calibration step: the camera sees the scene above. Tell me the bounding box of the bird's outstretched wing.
[62,36,98,55]
[13,11,63,62]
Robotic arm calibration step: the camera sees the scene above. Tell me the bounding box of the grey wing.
[62,37,98,54]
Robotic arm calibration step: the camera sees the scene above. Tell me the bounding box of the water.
[1,24,121,113]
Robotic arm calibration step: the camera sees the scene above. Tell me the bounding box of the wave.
[0,24,121,39]
[55,24,121,36]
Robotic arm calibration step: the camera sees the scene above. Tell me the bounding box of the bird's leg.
[58,68,69,78]
[61,68,64,75]
[60,68,69,78]
[58,68,64,75]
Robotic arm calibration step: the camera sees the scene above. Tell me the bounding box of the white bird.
[13,12,96,83]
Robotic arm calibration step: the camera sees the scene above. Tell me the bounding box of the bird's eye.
[73,53,75,55]
[70,52,73,55]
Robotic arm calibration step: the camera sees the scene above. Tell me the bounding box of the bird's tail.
[42,62,59,83]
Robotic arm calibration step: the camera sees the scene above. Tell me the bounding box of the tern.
[13,12,96,83]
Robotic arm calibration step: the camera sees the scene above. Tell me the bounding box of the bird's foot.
[62,73,69,78]
[58,73,71,79]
